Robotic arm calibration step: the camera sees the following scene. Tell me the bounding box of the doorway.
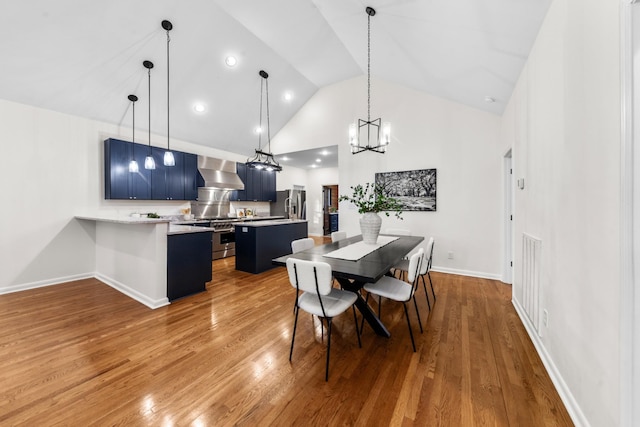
[322,185,338,236]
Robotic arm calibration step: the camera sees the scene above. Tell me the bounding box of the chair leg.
[289,304,300,361]
[352,306,362,348]
[428,271,436,302]
[325,318,333,381]
[403,302,416,352]
[378,295,382,319]
[412,295,423,333]
[421,275,431,311]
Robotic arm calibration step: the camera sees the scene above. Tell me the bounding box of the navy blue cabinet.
[261,170,277,202]
[183,153,198,201]
[167,231,212,301]
[104,138,151,200]
[104,139,198,201]
[231,163,277,202]
[330,213,339,233]
[232,163,247,201]
[151,147,185,200]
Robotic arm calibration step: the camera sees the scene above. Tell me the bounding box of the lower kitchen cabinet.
[235,221,308,274]
[167,231,213,301]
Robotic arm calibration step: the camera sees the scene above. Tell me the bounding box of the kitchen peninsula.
[234,219,308,274]
[75,216,214,308]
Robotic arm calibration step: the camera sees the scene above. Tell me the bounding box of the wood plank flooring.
[0,246,573,426]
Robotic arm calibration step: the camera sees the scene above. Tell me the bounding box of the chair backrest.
[291,237,314,254]
[286,258,333,295]
[385,228,411,236]
[407,248,424,283]
[420,237,435,275]
[331,231,347,243]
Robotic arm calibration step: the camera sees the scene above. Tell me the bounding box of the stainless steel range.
[209,218,239,260]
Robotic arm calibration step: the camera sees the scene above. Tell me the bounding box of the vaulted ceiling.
[1,0,551,159]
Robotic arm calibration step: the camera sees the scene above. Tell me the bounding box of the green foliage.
[339,183,403,219]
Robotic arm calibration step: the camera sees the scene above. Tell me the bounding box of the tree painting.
[375,169,437,211]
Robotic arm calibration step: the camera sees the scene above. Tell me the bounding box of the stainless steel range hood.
[197,156,244,190]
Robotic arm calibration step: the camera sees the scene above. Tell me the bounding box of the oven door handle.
[215,228,235,233]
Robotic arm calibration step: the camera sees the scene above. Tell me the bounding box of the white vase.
[360,212,382,244]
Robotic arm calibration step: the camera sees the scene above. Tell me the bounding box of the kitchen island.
[75,216,214,308]
[234,219,308,274]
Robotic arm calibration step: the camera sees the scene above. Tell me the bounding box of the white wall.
[501,0,621,425]
[273,77,503,278]
[0,99,248,292]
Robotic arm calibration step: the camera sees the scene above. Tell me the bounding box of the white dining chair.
[362,248,424,352]
[331,231,347,243]
[392,238,435,322]
[291,237,314,253]
[287,258,361,381]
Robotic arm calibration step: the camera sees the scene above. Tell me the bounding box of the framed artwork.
[375,168,437,211]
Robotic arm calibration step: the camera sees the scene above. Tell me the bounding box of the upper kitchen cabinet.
[104,138,151,200]
[104,139,199,201]
[183,153,199,201]
[231,163,276,202]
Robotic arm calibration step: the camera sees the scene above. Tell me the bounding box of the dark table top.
[272,235,424,284]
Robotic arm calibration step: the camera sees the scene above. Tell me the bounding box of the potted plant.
[339,183,403,244]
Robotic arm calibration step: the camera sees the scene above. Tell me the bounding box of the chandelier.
[349,6,390,154]
[246,70,282,172]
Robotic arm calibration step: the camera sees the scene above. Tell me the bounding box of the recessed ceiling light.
[255,126,262,134]
[225,56,237,67]
[283,91,293,102]
[320,150,330,156]
[281,156,289,161]
[193,103,206,113]
[315,158,321,162]
[310,164,317,168]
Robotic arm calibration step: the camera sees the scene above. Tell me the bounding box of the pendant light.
[245,70,282,172]
[162,20,175,167]
[127,94,139,173]
[143,60,156,170]
[349,6,390,154]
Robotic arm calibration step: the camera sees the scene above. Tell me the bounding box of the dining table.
[272,234,424,337]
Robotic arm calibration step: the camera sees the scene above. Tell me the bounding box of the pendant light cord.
[132,101,135,143]
[258,78,264,150]
[367,11,371,123]
[148,67,152,155]
[166,30,171,151]
[266,77,271,152]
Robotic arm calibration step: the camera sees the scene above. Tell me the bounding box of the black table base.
[336,277,390,337]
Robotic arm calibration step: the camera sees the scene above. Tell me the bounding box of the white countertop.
[167,224,215,235]
[75,215,214,235]
[75,215,170,224]
[234,219,308,228]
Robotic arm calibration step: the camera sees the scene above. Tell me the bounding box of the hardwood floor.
[0,249,572,426]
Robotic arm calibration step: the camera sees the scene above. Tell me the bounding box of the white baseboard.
[431,266,502,281]
[512,298,589,427]
[95,273,169,310]
[0,273,94,295]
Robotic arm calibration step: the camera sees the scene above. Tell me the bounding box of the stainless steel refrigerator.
[270,189,306,220]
